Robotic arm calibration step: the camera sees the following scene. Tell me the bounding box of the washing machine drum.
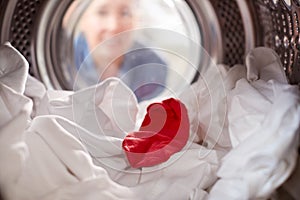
[0,0,299,198]
[0,0,300,92]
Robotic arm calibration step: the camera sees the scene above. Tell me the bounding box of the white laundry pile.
[208,48,300,200]
[0,43,135,200]
[0,42,299,200]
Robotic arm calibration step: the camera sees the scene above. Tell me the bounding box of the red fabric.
[122,98,190,168]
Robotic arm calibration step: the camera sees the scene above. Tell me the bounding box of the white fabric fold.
[209,86,300,200]
[0,83,32,127]
[36,78,138,137]
[0,42,29,94]
[0,110,29,198]
[208,47,300,200]
[1,115,137,200]
[246,47,288,83]
[24,74,46,118]
[178,62,247,150]
[0,83,32,185]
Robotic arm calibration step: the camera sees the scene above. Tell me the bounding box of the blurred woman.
[73,0,168,101]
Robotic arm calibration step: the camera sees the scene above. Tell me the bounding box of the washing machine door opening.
[32,0,205,102]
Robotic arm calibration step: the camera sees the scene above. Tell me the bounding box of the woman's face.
[80,0,138,53]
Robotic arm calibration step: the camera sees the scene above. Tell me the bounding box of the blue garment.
[74,33,168,102]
